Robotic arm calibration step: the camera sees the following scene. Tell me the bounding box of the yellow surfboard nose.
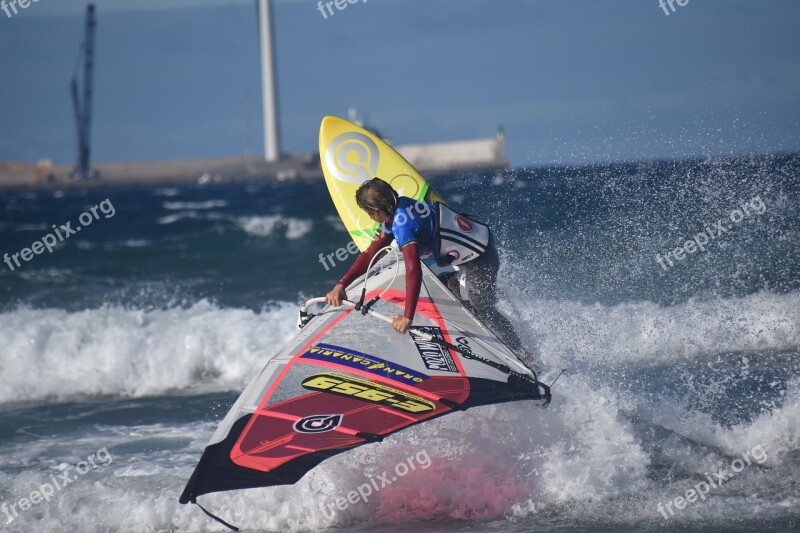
[319,116,444,251]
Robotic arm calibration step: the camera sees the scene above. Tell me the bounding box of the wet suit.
[338,197,532,362]
[338,196,431,321]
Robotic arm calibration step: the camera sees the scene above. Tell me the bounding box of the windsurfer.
[324,177,535,365]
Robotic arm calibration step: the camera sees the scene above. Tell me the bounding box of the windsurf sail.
[179,252,550,525]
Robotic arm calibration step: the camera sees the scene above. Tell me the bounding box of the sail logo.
[325,132,379,184]
[293,414,343,434]
[302,373,434,414]
[409,327,458,373]
[456,215,473,232]
[301,343,428,385]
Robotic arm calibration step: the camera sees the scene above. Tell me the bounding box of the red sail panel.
[230,290,468,473]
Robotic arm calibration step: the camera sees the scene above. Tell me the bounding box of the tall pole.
[258,0,280,162]
[80,3,95,177]
[72,3,96,179]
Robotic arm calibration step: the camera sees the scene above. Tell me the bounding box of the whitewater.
[0,155,797,532]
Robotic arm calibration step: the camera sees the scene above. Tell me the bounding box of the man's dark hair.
[355,178,398,218]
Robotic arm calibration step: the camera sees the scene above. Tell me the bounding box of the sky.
[0,0,798,167]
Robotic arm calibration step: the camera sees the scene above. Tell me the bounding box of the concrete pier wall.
[396,136,507,174]
[0,135,508,189]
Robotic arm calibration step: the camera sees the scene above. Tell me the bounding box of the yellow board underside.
[319,116,445,251]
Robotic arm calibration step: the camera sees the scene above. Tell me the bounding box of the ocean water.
[0,154,798,532]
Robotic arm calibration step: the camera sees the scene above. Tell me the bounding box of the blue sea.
[0,154,798,532]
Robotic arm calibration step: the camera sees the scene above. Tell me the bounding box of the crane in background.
[71,3,97,180]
